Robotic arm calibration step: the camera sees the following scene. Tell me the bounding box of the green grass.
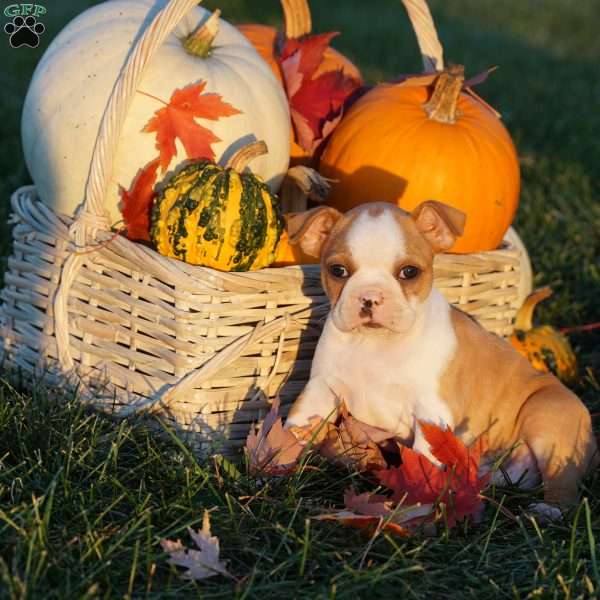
[1,1,599,598]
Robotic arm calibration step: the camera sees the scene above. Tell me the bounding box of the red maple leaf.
[120,157,160,241]
[375,422,490,527]
[280,32,339,85]
[290,70,359,152]
[279,33,360,153]
[142,82,241,173]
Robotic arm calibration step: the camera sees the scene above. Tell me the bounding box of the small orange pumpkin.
[272,166,330,266]
[510,287,577,383]
[273,229,319,266]
[319,65,521,253]
[238,0,362,166]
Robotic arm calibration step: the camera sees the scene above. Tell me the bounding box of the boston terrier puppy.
[285,201,598,514]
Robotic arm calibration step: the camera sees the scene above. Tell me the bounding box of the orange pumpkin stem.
[226,140,269,172]
[514,286,553,331]
[423,64,465,124]
[281,0,312,39]
[183,9,220,58]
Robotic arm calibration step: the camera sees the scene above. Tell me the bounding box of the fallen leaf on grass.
[245,404,489,535]
[318,404,398,471]
[314,489,433,537]
[161,511,232,581]
[245,397,304,475]
[375,422,490,527]
[314,424,488,537]
[288,415,333,446]
[142,81,241,172]
[251,401,400,473]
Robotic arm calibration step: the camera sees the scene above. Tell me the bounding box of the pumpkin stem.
[280,166,331,212]
[423,64,465,124]
[226,141,269,172]
[514,286,553,331]
[281,0,312,39]
[183,9,220,58]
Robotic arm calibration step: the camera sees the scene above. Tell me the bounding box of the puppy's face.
[321,205,434,333]
[286,201,466,335]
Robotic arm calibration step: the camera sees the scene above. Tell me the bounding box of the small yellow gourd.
[510,287,577,383]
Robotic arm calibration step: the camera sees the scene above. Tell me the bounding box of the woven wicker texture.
[0,0,527,454]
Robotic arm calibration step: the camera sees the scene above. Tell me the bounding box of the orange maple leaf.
[375,422,490,527]
[142,82,241,173]
[279,33,360,153]
[120,157,160,241]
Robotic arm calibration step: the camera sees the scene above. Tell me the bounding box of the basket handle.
[74,0,441,232]
[74,0,202,233]
[401,0,444,72]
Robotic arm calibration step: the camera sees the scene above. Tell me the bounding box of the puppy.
[285,201,598,511]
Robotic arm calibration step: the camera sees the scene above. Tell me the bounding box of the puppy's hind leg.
[516,382,598,507]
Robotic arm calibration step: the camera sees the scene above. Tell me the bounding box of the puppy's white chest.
[335,358,423,440]
[313,290,457,438]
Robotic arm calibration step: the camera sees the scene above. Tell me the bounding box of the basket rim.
[10,184,522,281]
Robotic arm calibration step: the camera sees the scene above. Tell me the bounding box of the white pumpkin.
[21,0,291,224]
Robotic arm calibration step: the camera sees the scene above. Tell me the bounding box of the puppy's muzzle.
[358,290,383,319]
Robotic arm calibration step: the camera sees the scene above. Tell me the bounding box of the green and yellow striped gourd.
[150,142,284,272]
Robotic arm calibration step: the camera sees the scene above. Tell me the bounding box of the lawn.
[1,0,599,598]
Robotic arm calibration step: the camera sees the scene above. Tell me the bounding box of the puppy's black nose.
[362,299,373,309]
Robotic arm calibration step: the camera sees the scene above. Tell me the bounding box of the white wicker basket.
[0,0,530,454]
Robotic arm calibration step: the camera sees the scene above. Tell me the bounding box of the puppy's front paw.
[412,436,442,466]
[527,502,563,522]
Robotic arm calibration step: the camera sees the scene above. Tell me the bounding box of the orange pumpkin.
[238,0,362,166]
[319,65,520,253]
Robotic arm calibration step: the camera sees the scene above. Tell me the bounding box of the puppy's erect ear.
[411,200,466,253]
[285,206,343,258]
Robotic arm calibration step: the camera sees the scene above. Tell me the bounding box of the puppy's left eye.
[398,265,421,280]
[329,264,350,279]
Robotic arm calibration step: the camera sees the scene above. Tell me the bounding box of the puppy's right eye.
[329,264,349,279]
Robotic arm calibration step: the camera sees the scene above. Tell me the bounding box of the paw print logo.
[4,15,45,48]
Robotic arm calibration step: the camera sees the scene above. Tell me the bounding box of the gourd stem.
[281,0,312,39]
[226,141,269,172]
[423,64,465,124]
[183,9,220,58]
[280,166,331,213]
[514,287,553,331]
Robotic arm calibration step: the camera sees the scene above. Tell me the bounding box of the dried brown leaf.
[318,404,396,470]
[314,489,433,537]
[161,511,232,581]
[288,415,334,446]
[245,398,304,475]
